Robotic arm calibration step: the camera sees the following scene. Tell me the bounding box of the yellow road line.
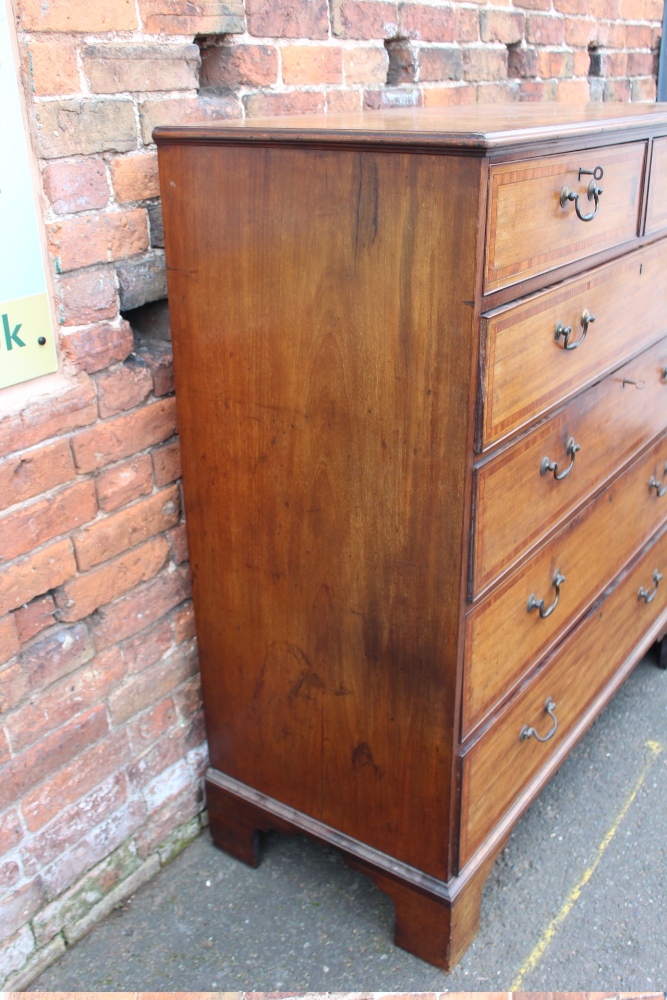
[510,739,664,991]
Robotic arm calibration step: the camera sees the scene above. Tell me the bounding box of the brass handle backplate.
[555,309,595,350]
[638,569,663,604]
[649,463,667,498]
[560,166,604,222]
[520,697,558,743]
[541,437,581,480]
[528,570,566,619]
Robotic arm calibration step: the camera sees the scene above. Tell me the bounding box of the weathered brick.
[26,37,79,96]
[619,0,645,16]
[627,51,657,77]
[123,618,173,674]
[0,661,28,714]
[134,783,202,859]
[72,397,178,473]
[0,725,10,765]
[553,0,588,13]
[108,641,198,725]
[0,415,24,458]
[477,80,521,101]
[564,16,598,46]
[508,42,540,77]
[0,539,76,618]
[91,565,191,649]
[283,45,344,84]
[247,0,328,37]
[589,0,620,15]
[21,726,127,832]
[7,654,126,752]
[48,209,148,273]
[95,455,154,513]
[333,0,398,38]
[168,522,189,565]
[422,82,476,105]
[0,860,21,891]
[72,485,179,571]
[96,359,154,418]
[152,439,181,487]
[147,204,164,248]
[173,672,202,721]
[126,697,178,755]
[456,7,479,41]
[0,481,97,564]
[110,152,160,204]
[343,45,388,84]
[19,621,94,692]
[140,95,242,146]
[0,809,24,854]
[172,600,196,644]
[480,9,525,43]
[20,376,97,449]
[537,49,574,78]
[61,320,134,375]
[598,20,627,46]
[398,2,455,41]
[127,720,199,790]
[0,614,20,666]
[386,39,417,83]
[57,536,170,621]
[363,85,422,108]
[20,0,137,31]
[139,0,244,34]
[0,925,35,984]
[143,755,193,812]
[244,91,326,117]
[117,252,167,310]
[0,881,46,946]
[200,43,278,88]
[58,267,118,326]
[558,77,592,100]
[603,78,631,100]
[83,44,200,94]
[0,706,107,814]
[34,100,137,160]
[328,89,362,111]
[632,77,657,101]
[462,46,508,81]
[419,47,463,82]
[14,595,57,644]
[525,13,565,44]
[598,49,629,75]
[0,438,74,512]
[134,339,174,396]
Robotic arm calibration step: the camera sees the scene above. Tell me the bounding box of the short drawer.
[463,431,667,736]
[459,522,667,867]
[479,239,667,450]
[471,337,667,598]
[646,136,667,235]
[485,141,646,292]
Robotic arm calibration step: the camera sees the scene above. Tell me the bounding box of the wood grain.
[646,135,667,235]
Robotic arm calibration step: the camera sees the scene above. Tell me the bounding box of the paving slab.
[33,648,667,992]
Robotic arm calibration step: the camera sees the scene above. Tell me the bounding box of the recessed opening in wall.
[588,45,602,77]
[384,37,417,85]
[196,33,232,93]
[123,299,171,346]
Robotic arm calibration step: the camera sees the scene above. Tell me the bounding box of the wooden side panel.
[646,136,667,235]
[159,143,483,880]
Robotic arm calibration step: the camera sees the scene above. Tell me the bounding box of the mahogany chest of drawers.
[155,105,667,968]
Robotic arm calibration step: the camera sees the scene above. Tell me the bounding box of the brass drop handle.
[541,437,580,480]
[638,569,662,604]
[649,463,667,498]
[520,697,558,743]
[560,166,604,222]
[555,308,595,350]
[527,570,566,618]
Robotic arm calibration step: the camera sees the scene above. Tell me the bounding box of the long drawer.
[471,337,667,598]
[479,239,667,450]
[459,522,667,867]
[484,141,646,292]
[463,431,667,736]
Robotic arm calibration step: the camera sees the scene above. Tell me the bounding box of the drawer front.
[646,136,667,236]
[480,239,667,450]
[460,523,667,867]
[472,337,667,598]
[485,142,646,293]
[463,431,667,736]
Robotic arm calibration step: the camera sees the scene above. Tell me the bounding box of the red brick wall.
[1,0,663,988]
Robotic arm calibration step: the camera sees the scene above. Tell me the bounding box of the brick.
[480,9,524,42]
[72,485,179,572]
[21,376,97,449]
[20,0,137,31]
[135,339,174,395]
[632,77,657,101]
[422,83,476,105]
[72,397,178,473]
[0,539,76,618]
[0,706,107,814]
[48,209,148,273]
[512,0,551,9]
[282,45,344,85]
[21,772,127,877]
[200,42,278,88]
[140,95,241,146]
[398,2,455,41]
[462,47,508,81]
[147,204,164,248]
[419,47,463,82]
[603,78,631,100]
[34,100,136,160]
[139,0,244,34]
[127,721,197,789]
[1,811,23,856]
[26,37,79,96]
[83,44,199,94]
[456,8,479,41]
[108,641,197,725]
[117,252,167,310]
[0,725,10,765]
[525,13,565,43]
[247,0,328,37]
[173,672,202,721]
[598,21,627,46]
[589,0,619,14]
[537,49,574,77]
[476,81,521,101]
[327,88,361,109]
[564,16,598,45]
[0,860,21,891]
[333,0,398,38]
[61,320,134,375]
[0,415,24,458]
[14,595,57,644]
[343,45,388,84]
[363,86,422,108]
[7,654,126,752]
[508,43,539,78]
[558,78,591,101]
[553,0,588,12]
[0,661,27,714]
[21,726,127,832]
[110,152,160,204]
[123,618,173,673]
[627,51,657,77]
[573,49,591,76]
[134,783,202,859]
[172,600,195,643]
[243,90,326,117]
[1,881,46,946]
[57,536,170,621]
[58,267,117,326]
[168,522,189,564]
[96,358,153,418]
[152,439,181,487]
[0,614,20,665]
[96,454,154,512]
[619,0,644,15]
[519,79,559,100]
[92,564,191,649]
[0,481,97,564]
[19,621,94,694]
[0,438,74,512]
[386,39,417,83]
[126,697,177,755]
